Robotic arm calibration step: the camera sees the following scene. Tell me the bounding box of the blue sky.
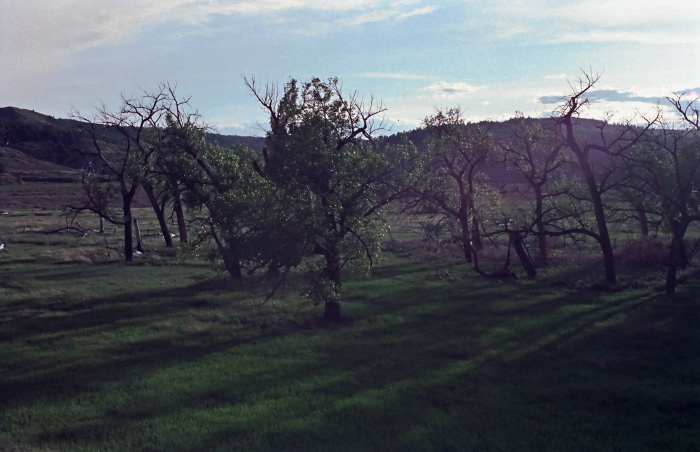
[1,0,698,136]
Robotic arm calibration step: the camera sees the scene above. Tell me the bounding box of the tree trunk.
[122,184,140,262]
[123,207,133,262]
[511,232,537,278]
[171,180,188,243]
[99,216,105,234]
[225,257,243,279]
[208,224,242,279]
[563,116,616,284]
[266,261,280,278]
[221,240,242,279]
[458,203,473,263]
[534,187,548,264]
[468,190,481,250]
[323,249,343,323]
[460,225,473,263]
[666,220,690,295]
[584,167,616,284]
[637,207,649,237]
[143,181,173,248]
[324,300,342,323]
[133,218,144,253]
[220,243,243,279]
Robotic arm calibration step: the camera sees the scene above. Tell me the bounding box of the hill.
[0,107,265,175]
[1,105,634,190]
[0,146,80,183]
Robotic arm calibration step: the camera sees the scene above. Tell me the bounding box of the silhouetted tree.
[554,71,658,284]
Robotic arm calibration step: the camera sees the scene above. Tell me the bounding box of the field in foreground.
[0,212,699,451]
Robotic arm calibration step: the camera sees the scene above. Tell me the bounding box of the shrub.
[616,237,667,270]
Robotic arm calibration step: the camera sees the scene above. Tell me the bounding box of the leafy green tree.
[247,76,417,322]
[158,115,259,279]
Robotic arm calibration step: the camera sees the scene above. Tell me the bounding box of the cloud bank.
[0,0,437,77]
[537,88,685,105]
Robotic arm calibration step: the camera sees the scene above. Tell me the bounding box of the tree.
[141,179,174,248]
[147,85,205,245]
[622,114,700,294]
[68,86,177,261]
[158,99,315,284]
[500,114,568,264]
[247,76,417,322]
[667,91,700,130]
[409,108,495,269]
[554,72,658,284]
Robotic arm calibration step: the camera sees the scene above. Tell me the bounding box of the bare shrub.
[383,239,462,261]
[616,238,667,270]
[476,240,510,262]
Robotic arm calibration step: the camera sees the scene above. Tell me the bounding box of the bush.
[617,237,667,269]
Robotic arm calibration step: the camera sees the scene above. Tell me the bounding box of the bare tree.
[500,114,568,264]
[554,71,659,284]
[411,108,495,268]
[622,107,700,294]
[67,83,183,261]
[667,91,700,130]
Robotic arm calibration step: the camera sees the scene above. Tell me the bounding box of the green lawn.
[0,219,699,451]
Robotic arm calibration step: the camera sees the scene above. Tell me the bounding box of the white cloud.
[0,0,437,78]
[1,1,201,77]
[189,0,387,15]
[548,0,698,29]
[398,5,438,19]
[475,0,700,45]
[423,81,483,96]
[335,4,437,28]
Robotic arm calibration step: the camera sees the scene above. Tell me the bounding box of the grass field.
[1,209,699,451]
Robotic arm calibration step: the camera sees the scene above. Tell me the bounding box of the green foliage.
[251,76,419,315]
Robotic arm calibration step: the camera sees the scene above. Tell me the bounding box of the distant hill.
[1,105,634,188]
[207,133,265,152]
[0,107,266,176]
[0,107,108,170]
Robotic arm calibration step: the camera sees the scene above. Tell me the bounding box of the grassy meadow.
[0,208,699,451]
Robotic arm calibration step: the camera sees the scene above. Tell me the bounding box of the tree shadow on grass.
[3,258,699,450]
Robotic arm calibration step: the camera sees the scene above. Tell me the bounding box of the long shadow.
[3,256,699,450]
[1,277,227,343]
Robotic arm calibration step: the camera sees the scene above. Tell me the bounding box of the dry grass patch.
[38,247,97,264]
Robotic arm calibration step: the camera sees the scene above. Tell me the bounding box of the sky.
[1,0,699,136]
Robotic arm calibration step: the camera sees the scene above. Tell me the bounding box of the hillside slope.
[0,107,265,174]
